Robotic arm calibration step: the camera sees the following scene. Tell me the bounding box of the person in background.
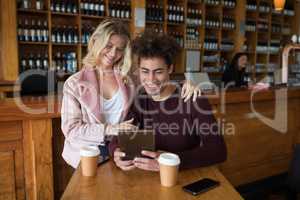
[61,19,201,168]
[222,52,270,90]
[110,31,227,171]
[222,52,249,88]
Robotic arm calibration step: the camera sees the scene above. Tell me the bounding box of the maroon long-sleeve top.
[109,88,227,169]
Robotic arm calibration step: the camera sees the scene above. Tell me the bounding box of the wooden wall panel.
[23,119,54,200]
[0,141,25,200]
[219,99,298,186]
[0,121,22,142]
[0,0,18,81]
[0,151,16,200]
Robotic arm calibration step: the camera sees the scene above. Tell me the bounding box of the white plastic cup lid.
[80,146,100,157]
[158,153,180,166]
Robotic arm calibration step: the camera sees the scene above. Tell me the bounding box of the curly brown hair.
[132,31,181,67]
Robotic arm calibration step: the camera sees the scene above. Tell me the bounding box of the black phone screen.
[182,178,220,196]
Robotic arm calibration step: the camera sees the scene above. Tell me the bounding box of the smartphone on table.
[182,178,220,196]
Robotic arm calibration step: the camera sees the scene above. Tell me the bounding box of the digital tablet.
[118,129,155,160]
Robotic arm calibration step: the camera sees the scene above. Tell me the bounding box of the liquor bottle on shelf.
[205,17,220,29]
[19,52,49,72]
[51,0,77,13]
[109,1,115,17]
[169,31,184,47]
[35,0,45,10]
[79,0,84,14]
[115,1,121,18]
[35,54,42,69]
[53,51,77,73]
[20,55,28,72]
[146,3,164,22]
[42,20,49,42]
[269,40,280,54]
[24,19,30,42]
[53,52,62,72]
[43,53,49,70]
[222,16,235,30]
[26,53,35,69]
[18,18,48,42]
[82,25,95,44]
[223,0,236,8]
[73,26,79,43]
[204,38,218,50]
[246,1,257,11]
[167,4,184,24]
[67,52,77,73]
[36,20,42,42]
[245,20,256,32]
[185,27,200,49]
[186,8,202,26]
[220,40,234,51]
[51,27,57,43]
[20,53,48,72]
[257,22,268,32]
[89,0,106,16]
[271,24,281,33]
[205,0,220,6]
[109,1,131,19]
[256,42,269,53]
[258,1,270,13]
[18,19,25,41]
[67,0,77,13]
[29,19,36,42]
[146,4,152,21]
[153,27,163,34]
[53,0,61,12]
[204,54,220,63]
[18,0,32,9]
[125,2,131,18]
[51,25,78,44]
[61,25,67,43]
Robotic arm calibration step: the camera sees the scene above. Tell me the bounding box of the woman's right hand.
[114,148,135,171]
[105,118,137,136]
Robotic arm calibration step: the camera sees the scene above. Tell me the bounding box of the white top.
[158,153,181,166]
[100,89,124,125]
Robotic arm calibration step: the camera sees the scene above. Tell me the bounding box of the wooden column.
[234,0,246,53]
[0,0,18,81]
[23,119,54,200]
[131,0,146,38]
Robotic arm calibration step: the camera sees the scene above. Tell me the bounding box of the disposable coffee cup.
[80,146,100,177]
[158,153,180,187]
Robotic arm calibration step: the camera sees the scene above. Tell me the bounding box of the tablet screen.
[118,130,155,160]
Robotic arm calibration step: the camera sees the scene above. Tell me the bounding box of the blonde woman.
[61,19,200,168]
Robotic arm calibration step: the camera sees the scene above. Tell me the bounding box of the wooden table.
[61,161,243,200]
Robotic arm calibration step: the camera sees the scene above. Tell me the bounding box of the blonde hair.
[82,19,131,75]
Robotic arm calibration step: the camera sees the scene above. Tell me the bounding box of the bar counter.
[0,86,300,200]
